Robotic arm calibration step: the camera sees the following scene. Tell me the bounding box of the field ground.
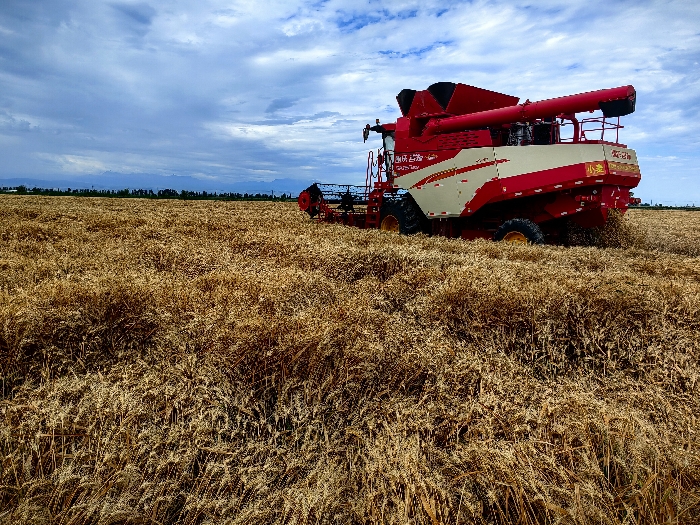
[0,196,698,524]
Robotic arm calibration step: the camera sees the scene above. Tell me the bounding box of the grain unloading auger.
[298,83,641,243]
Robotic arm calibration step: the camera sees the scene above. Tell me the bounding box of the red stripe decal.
[410,159,508,189]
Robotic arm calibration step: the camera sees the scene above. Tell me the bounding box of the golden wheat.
[626,209,700,256]
[0,196,698,524]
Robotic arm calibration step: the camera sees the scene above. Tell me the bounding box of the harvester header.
[299,81,642,245]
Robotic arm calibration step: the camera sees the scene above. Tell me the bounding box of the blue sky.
[0,0,699,203]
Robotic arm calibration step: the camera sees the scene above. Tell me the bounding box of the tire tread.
[494,218,545,244]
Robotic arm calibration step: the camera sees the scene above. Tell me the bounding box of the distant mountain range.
[0,173,317,196]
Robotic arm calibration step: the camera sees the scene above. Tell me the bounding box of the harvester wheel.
[380,194,429,235]
[400,193,430,235]
[380,214,400,232]
[380,201,401,233]
[495,218,545,245]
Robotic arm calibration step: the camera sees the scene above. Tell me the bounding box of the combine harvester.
[298,83,641,243]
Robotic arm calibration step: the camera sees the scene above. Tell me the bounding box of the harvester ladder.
[365,189,383,229]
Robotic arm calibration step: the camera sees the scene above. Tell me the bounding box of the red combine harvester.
[298,82,641,243]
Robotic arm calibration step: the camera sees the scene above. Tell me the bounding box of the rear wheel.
[494,218,545,245]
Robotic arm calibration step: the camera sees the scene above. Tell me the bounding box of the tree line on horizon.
[0,185,296,201]
[1,185,698,210]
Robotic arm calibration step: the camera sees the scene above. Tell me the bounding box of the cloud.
[111,2,156,26]
[265,97,300,113]
[0,0,699,203]
[58,155,108,173]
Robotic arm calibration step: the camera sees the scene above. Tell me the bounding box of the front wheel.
[494,218,545,245]
[379,200,402,233]
[379,193,429,234]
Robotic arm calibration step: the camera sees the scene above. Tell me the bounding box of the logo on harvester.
[585,162,606,176]
[396,153,425,163]
[608,162,641,175]
[611,149,632,160]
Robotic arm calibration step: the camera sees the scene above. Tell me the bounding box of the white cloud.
[50,155,107,174]
[282,18,323,36]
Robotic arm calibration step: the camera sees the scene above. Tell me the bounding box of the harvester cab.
[298,82,642,244]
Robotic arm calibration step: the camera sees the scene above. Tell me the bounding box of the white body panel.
[494,144,606,179]
[403,149,499,218]
[396,144,639,218]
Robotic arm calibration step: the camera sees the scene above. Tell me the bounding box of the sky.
[0,0,699,204]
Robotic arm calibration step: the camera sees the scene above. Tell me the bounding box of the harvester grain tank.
[298,83,641,243]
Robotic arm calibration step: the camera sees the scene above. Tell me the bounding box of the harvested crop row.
[0,196,698,525]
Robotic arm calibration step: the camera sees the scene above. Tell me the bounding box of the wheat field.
[626,209,700,257]
[0,196,698,524]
